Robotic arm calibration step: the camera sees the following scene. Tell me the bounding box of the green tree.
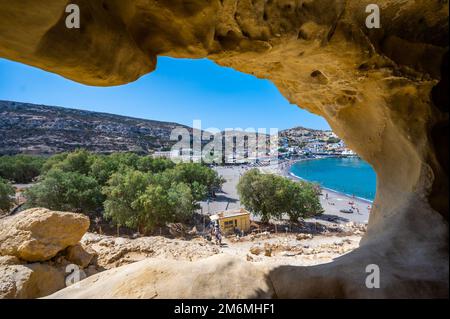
[0,178,15,212]
[52,149,93,175]
[282,180,323,222]
[41,152,68,173]
[89,152,156,186]
[24,168,103,212]
[0,155,45,183]
[327,137,341,144]
[107,152,140,169]
[102,168,200,233]
[164,163,224,200]
[89,154,121,186]
[237,169,284,223]
[136,156,175,173]
[102,169,152,230]
[133,182,195,232]
[237,169,323,223]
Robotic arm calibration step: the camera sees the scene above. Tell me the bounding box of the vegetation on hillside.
[23,149,224,233]
[326,137,341,144]
[1,150,321,230]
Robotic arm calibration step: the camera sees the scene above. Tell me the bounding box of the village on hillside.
[154,126,357,164]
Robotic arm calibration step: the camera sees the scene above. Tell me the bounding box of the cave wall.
[0,0,448,297]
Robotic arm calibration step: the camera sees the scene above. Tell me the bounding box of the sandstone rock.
[249,246,262,256]
[0,263,65,299]
[85,265,100,277]
[46,255,275,299]
[0,0,447,298]
[0,208,90,262]
[296,233,313,240]
[65,244,94,268]
[0,256,21,266]
[80,233,219,269]
[264,244,272,257]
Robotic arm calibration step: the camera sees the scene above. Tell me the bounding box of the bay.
[289,157,377,201]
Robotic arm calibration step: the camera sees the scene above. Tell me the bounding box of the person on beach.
[325,193,328,200]
[214,222,222,246]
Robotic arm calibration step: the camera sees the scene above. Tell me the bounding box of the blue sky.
[0,57,330,131]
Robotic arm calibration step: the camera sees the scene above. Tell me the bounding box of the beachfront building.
[304,141,326,154]
[210,208,251,235]
[153,150,173,158]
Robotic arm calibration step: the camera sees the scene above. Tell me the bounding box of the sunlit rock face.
[0,0,448,298]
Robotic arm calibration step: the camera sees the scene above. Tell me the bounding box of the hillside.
[0,100,334,156]
[0,100,191,155]
[279,126,337,147]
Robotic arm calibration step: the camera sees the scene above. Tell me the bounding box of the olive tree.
[237,169,323,223]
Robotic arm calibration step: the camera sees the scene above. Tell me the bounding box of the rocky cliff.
[0,0,448,298]
[0,100,190,155]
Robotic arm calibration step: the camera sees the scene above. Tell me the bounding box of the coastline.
[280,157,374,204]
[202,160,373,225]
[277,158,373,224]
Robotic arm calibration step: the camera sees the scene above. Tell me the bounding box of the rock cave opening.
[0,0,447,298]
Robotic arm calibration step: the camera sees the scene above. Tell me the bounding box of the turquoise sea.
[289,157,377,201]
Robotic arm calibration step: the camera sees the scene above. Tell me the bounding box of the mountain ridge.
[0,100,328,155]
[0,100,192,155]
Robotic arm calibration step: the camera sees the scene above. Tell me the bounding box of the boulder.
[264,243,272,257]
[0,208,90,262]
[0,263,65,299]
[296,234,313,240]
[249,246,262,256]
[65,244,93,268]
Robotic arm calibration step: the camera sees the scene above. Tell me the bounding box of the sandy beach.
[199,160,372,225]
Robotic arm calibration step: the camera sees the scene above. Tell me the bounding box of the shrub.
[281,180,323,222]
[51,149,93,175]
[24,168,103,212]
[0,155,45,183]
[102,168,197,233]
[163,163,224,200]
[102,169,152,230]
[327,137,341,144]
[41,152,69,173]
[136,156,175,173]
[0,178,15,212]
[23,150,222,232]
[134,182,195,232]
[89,153,172,186]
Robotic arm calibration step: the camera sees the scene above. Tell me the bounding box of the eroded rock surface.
[0,208,94,299]
[81,233,220,269]
[65,244,94,269]
[0,1,448,298]
[0,208,90,262]
[0,263,65,299]
[46,254,275,299]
